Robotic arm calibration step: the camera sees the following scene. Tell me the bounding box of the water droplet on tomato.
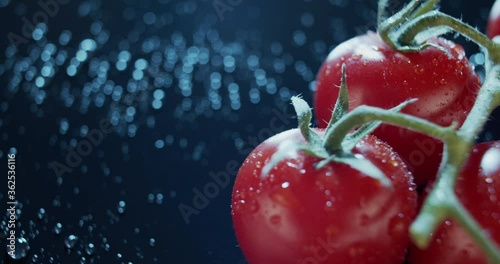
[360,214,369,226]
[460,249,470,257]
[232,199,245,211]
[270,215,281,225]
[414,65,425,75]
[249,200,259,213]
[286,161,300,169]
[358,196,367,208]
[352,54,362,60]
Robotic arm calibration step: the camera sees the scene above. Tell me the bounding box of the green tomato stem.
[325,64,349,133]
[410,149,500,263]
[323,103,459,153]
[398,11,499,61]
[413,62,500,264]
[408,0,440,19]
[379,0,423,50]
[459,64,500,139]
[377,0,391,27]
[449,201,500,263]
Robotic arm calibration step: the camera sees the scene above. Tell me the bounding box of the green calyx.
[261,64,412,187]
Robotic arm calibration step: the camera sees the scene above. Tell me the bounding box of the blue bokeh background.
[0,0,498,263]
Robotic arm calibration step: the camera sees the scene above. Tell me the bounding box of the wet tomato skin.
[232,129,417,264]
[487,0,500,39]
[314,32,481,186]
[409,141,500,264]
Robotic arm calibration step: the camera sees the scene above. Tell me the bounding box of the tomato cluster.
[232,2,500,264]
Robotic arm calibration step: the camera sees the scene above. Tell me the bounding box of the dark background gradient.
[0,0,498,263]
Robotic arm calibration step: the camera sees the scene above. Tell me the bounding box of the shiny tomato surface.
[487,0,500,39]
[410,141,500,264]
[232,129,417,264]
[314,32,481,186]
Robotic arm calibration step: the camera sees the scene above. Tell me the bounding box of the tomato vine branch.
[323,103,459,154]
[379,0,422,51]
[449,200,500,262]
[408,0,440,19]
[376,0,500,262]
[459,64,500,140]
[398,11,498,59]
[410,63,500,264]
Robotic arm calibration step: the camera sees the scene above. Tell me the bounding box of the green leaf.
[261,142,328,178]
[333,154,392,188]
[342,121,383,150]
[378,0,423,50]
[325,64,349,134]
[342,98,418,151]
[314,152,392,187]
[291,96,323,145]
[380,0,422,31]
[314,155,336,170]
[408,0,440,20]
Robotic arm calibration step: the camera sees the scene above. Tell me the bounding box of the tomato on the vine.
[487,0,500,39]
[314,32,481,186]
[409,141,500,264]
[231,129,417,264]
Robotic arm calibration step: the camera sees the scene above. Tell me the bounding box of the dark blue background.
[0,0,498,263]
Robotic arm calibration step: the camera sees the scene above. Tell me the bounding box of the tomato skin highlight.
[487,0,500,39]
[314,32,481,186]
[232,129,417,264]
[409,141,500,264]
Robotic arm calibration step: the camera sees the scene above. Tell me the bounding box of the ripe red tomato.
[487,0,500,39]
[314,32,481,186]
[409,141,500,264]
[232,129,417,264]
